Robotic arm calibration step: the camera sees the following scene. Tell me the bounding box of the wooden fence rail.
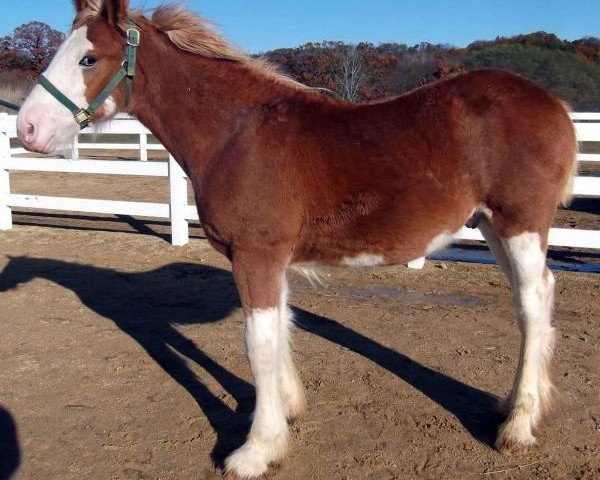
[1,113,598,261]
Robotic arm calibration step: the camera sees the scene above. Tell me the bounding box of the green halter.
[38,21,140,129]
[0,98,21,112]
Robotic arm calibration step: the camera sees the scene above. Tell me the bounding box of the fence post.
[139,133,148,161]
[72,134,79,160]
[407,257,425,269]
[0,113,12,230]
[168,154,189,245]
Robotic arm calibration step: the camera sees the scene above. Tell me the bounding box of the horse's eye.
[79,56,97,67]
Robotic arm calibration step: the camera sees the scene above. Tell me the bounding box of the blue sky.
[1,1,598,53]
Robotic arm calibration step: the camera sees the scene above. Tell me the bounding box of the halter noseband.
[38,21,140,129]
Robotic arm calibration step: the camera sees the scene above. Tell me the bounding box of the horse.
[16,1,577,478]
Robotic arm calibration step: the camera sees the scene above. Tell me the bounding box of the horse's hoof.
[225,447,268,479]
[224,438,287,479]
[495,418,536,454]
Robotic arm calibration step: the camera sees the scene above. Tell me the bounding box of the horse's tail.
[559,101,578,207]
[560,154,578,207]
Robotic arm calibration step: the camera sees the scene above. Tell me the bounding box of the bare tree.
[330,44,367,102]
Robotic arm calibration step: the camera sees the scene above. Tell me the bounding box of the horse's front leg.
[225,249,292,479]
[279,283,306,422]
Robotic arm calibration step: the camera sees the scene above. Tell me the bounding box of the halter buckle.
[127,28,140,47]
[73,108,91,128]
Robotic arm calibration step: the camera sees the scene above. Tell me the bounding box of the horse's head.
[18,0,132,153]
[0,256,44,292]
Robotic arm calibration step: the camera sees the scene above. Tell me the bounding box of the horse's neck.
[129,39,289,176]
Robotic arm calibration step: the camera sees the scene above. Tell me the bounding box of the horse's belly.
[292,223,462,267]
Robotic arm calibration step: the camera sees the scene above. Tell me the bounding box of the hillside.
[262,32,600,110]
[1,23,599,111]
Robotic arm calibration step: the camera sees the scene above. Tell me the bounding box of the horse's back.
[291,69,576,263]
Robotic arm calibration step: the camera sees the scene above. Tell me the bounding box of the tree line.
[0,22,65,110]
[1,22,64,73]
[1,21,599,111]
[262,33,600,110]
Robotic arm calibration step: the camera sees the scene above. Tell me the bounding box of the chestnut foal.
[17,1,577,478]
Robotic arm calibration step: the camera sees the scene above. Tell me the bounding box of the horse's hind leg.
[491,229,556,451]
[478,215,514,288]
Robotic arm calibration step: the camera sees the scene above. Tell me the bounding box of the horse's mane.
[145,3,244,61]
[76,2,307,90]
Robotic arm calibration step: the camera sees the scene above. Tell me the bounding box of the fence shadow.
[11,211,207,242]
[0,257,501,467]
[565,197,599,215]
[0,405,20,480]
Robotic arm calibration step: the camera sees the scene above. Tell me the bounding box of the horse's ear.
[102,0,129,28]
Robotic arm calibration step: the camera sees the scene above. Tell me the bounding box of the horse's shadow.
[0,404,20,480]
[0,256,500,467]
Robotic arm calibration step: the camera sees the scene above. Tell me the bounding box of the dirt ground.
[1,160,599,480]
[0,221,598,480]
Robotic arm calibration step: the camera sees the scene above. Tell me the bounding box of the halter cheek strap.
[38,21,140,130]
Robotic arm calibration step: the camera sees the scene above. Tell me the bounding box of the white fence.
[0,113,197,245]
[1,112,599,256]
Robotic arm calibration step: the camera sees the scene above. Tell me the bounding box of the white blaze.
[20,27,91,137]
[41,27,92,110]
[17,26,112,152]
